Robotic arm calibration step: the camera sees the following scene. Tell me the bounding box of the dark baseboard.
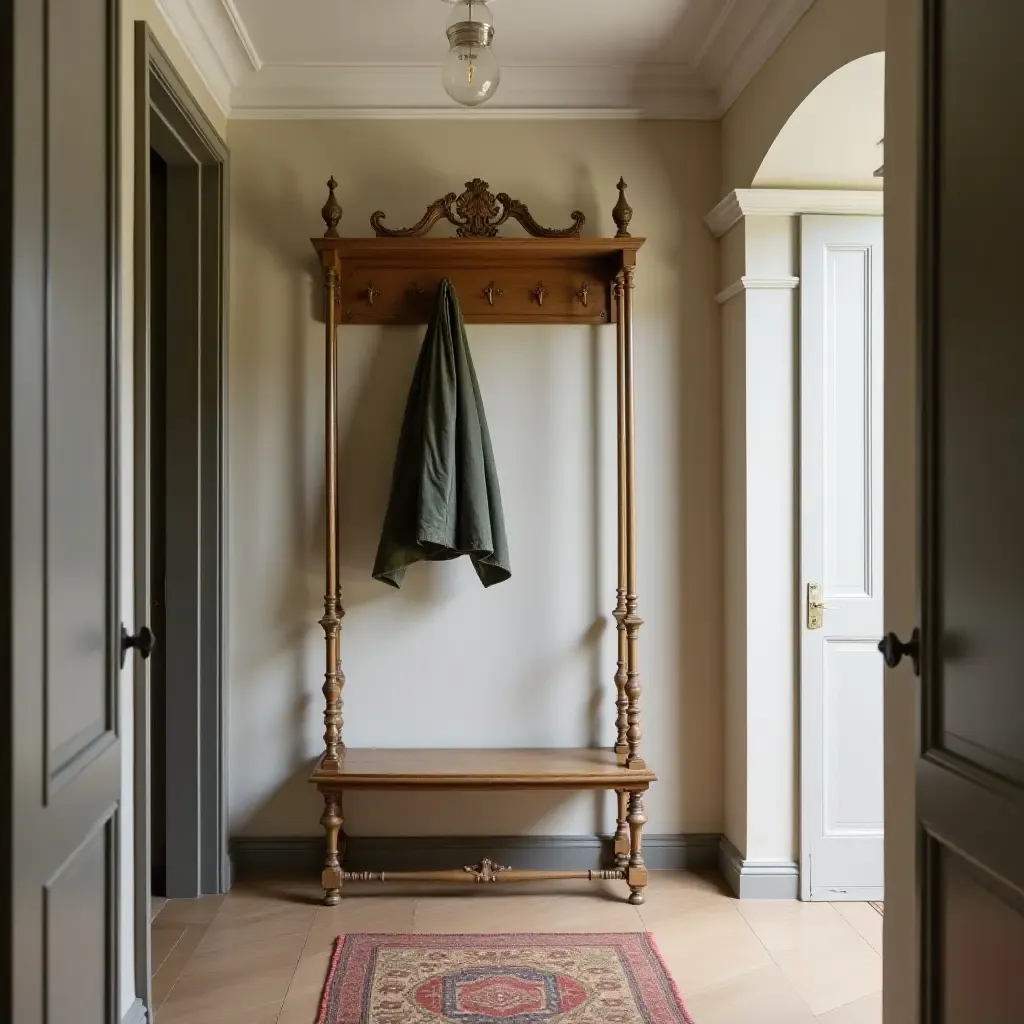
[229,834,721,882]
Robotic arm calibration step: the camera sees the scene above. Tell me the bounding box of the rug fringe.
[646,930,697,1024]
[316,935,346,1024]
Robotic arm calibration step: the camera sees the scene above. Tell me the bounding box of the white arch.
[753,52,885,190]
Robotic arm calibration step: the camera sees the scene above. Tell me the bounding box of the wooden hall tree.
[308,178,656,906]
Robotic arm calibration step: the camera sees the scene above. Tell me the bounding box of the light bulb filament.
[468,61,476,84]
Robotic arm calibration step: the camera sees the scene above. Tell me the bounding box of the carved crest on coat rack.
[369,178,586,239]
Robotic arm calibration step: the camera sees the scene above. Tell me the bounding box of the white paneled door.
[800,215,885,901]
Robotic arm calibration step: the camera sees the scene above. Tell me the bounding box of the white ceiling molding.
[690,0,741,71]
[221,0,263,71]
[232,107,665,123]
[714,275,800,304]
[705,189,885,238]
[153,0,263,115]
[716,0,817,113]
[154,0,816,120]
[229,64,718,120]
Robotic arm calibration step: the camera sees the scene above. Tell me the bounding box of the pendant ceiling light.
[442,0,500,107]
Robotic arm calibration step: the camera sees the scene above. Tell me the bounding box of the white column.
[707,188,883,899]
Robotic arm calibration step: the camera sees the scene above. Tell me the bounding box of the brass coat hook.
[482,281,504,307]
[532,283,548,307]
[576,282,590,307]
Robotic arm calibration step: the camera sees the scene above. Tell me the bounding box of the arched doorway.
[711,52,886,907]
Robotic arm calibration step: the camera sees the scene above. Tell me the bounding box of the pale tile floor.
[150,872,882,1024]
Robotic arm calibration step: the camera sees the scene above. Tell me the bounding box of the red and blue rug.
[317,933,694,1023]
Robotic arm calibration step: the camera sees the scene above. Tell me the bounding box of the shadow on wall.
[228,121,723,843]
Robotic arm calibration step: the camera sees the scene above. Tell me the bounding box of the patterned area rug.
[869,902,884,916]
[317,933,694,1024]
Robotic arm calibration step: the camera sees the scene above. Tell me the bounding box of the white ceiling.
[156,0,817,118]
[236,0,724,67]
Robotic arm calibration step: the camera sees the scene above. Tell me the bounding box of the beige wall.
[721,0,885,192]
[225,119,724,840]
[117,4,226,1013]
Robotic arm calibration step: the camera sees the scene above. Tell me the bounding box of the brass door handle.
[806,583,836,630]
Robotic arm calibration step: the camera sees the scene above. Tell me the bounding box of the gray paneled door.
[2,0,130,1021]
[887,0,1024,1019]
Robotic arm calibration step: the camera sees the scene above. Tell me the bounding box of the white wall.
[117,5,225,1015]
[225,119,724,842]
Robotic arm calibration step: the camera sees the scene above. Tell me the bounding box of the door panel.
[915,0,1024,1016]
[3,0,123,1020]
[823,245,873,602]
[935,0,1024,790]
[46,0,117,787]
[801,215,885,899]
[823,640,885,833]
[939,850,1024,1022]
[45,815,117,1022]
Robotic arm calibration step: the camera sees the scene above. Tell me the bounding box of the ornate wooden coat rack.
[310,176,655,906]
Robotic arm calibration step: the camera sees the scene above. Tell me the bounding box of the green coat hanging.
[372,279,511,589]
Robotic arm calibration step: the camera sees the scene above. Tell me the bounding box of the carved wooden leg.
[627,791,648,905]
[320,790,343,906]
[614,791,630,869]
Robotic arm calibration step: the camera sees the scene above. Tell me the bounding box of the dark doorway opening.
[133,22,229,1017]
[149,148,169,896]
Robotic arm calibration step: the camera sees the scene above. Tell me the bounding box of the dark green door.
[2,1,129,1020]
[901,0,1024,1019]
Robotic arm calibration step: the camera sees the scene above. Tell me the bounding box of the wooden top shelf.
[310,748,656,791]
[312,236,645,266]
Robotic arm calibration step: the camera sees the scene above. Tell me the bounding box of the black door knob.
[878,628,920,675]
[121,624,156,668]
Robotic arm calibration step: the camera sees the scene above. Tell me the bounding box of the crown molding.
[152,0,262,116]
[229,63,719,120]
[231,106,654,122]
[705,188,885,238]
[717,0,817,113]
[153,0,810,120]
[221,0,263,71]
[690,0,741,70]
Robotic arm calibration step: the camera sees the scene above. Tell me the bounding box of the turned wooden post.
[613,275,629,764]
[319,259,343,770]
[627,790,648,905]
[320,790,343,906]
[621,263,645,770]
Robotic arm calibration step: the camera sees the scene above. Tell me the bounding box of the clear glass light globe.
[442,43,500,106]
